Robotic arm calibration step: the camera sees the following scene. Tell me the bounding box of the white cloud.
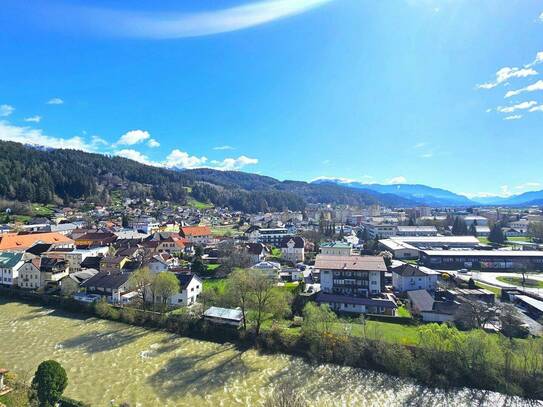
[47,98,64,105]
[505,80,543,98]
[147,138,160,148]
[477,67,537,89]
[24,115,42,123]
[529,104,543,112]
[213,145,234,150]
[413,142,427,148]
[497,100,537,113]
[211,155,259,171]
[0,120,93,151]
[504,115,522,120]
[116,149,155,165]
[117,129,151,145]
[386,176,407,185]
[526,51,543,68]
[165,149,208,169]
[91,135,109,147]
[49,0,334,39]
[0,104,15,117]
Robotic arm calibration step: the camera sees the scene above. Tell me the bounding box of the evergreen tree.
[488,223,506,244]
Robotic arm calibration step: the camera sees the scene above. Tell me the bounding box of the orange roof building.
[180,226,212,237]
[0,232,74,251]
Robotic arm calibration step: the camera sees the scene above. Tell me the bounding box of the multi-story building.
[315,254,396,315]
[391,263,440,293]
[279,236,305,263]
[0,252,25,287]
[319,241,352,256]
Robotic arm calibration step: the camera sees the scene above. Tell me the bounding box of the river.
[0,300,537,406]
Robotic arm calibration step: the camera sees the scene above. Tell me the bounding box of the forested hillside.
[0,141,415,212]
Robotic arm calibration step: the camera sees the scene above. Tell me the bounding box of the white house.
[0,252,25,287]
[279,236,305,263]
[167,273,202,307]
[391,262,440,293]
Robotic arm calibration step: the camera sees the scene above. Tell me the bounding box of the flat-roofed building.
[395,226,438,237]
[379,236,481,260]
[419,249,543,271]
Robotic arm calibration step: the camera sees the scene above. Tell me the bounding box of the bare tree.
[455,299,498,330]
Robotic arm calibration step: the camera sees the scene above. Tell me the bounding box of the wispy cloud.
[497,100,537,113]
[504,115,522,120]
[530,104,543,113]
[47,97,64,105]
[525,51,543,68]
[24,115,42,123]
[0,104,15,117]
[477,67,537,89]
[210,155,258,171]
[40,0,334,39]
[505,79,543,98]
[213,145,235,151]
[147,138,160,148]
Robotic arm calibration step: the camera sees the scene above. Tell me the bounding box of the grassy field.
[30,203,55,217]
[478,237,490,245]
[497,276,543,288]
[334,320,420,345]
[210,225,242,237]
[187,197,213,210]
[507,237,533,242]
[206,264,221,273]
[203,278,228,294]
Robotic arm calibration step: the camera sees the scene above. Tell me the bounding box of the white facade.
[280,239,305,263]
[18,261,41,290]
[169,275,202,306]
[0,257,24,287]
[392,268,439,293]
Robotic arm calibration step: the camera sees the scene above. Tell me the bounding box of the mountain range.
[0,140,541,211]
[311,178,543,207]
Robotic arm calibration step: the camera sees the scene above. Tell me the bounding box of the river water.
[0,300,537,406]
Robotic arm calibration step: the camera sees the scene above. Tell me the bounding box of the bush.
[59,396,91,407]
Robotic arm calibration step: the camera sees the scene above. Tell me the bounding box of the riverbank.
[0,300,536,407]
[1,288,543,401]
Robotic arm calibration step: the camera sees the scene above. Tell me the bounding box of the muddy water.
[0,301,534,406]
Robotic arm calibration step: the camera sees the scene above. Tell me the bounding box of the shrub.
[31,360,68,407]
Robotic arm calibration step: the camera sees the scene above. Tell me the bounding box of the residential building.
[128,216,159,234]
[391,263,440,293]
[407,289,457,323]
[81,271,132,304]
[244,243,268,265]
[180,226,212,245]
[315,254,396,315]
[18,258,41,290]
[248,227,290,245]
[60,269,99,296]
[319,241,352,256]
[0,232,74,251]
[0,252,25,287]
[167,273,202,306]
[75,231,117,248]
[39,257,69,289]
[278,236,305,263]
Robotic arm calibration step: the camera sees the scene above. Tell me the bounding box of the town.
[2,195,543,404]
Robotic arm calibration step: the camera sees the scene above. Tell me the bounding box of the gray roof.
[407,289,435,311]
[315,254,387,272]
[204,306,243,321]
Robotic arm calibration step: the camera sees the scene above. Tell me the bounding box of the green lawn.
[210,225,242,237]
[30,203,55,217]
[478,237,490,245]
[507,237,533,242]
[187,197,214,210]
[203,278,228,294]
[270,247,282,258]
[206,264,221,272]
[497,276,543,288]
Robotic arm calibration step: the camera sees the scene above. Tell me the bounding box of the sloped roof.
[279,236,305,249]
[0,233,73,251]
[0,252,24,268]
[81,271,130,289]
[407,289,435,312]
[181,226,211,237]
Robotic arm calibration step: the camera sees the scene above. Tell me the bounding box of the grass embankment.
[497,276,543,288]
[475,281,502,297]
[187,197,214,210]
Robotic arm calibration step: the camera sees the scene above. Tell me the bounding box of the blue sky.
[0,0,542,198]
